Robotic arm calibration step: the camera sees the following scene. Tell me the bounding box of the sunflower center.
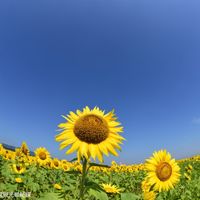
[39,152,47,160]
[54,161,59,167]
[63,165,69,171]
[22,148,28,155]
[156,162,172,181]
[16,166,21,171]
[74,114,109,144]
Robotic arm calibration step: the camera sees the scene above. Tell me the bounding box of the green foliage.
[89,189,109,200]
[39,192,62,200]
[0,155,200,200]
[121,193,140,200]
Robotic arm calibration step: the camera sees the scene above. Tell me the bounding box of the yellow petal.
[66,140,81,154]
[88,144,97,160]
[96,147,103,163]
[55,133,68,142]
[59,138,77,150]
[106,143,118,156]
[98,143,109,156]
[79,142,89,159]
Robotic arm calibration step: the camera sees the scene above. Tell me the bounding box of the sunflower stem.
[79,157,88,200]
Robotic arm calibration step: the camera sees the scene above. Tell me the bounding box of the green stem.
[79,157,88,200]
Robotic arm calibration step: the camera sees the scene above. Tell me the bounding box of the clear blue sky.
[0,1,200,164]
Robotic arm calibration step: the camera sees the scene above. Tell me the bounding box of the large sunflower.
[35,147,51,166]
[55,106,124,162]
[145,150,180,192]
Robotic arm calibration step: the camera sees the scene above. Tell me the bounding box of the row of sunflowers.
[0,106,200,199]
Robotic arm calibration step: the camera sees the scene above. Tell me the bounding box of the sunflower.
[51,158,60,169]
[188,164,193,171]
[186,164,193,173]
[62,163,70,171]
[20,142,30,156]
[75,165,82,173]
[101,183,121,194]
[54,183,62,190]
[145,150,180,192]
[15,177,23,183]
[15,148,22,157]
[45,160,52,168]
[55,106,124,162]
[35,147,51,166]
[61,159,68,165]
[184,172,191,181]
[0,144,5,156]
[28,156,36,164]
[12,164,26,174]
[4,151,15,160]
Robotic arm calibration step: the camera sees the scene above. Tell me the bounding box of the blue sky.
[0,1,200,164]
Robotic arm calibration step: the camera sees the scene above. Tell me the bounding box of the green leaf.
[89,189,108,200]
[38,192,63,200]
[5,183,17,192]
[65,170,81,175]
[85,180,104,192]
[89,163,110,168]
[121,193,140,200]
[69,157,78,162]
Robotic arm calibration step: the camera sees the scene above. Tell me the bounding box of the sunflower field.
[0,107,200,200]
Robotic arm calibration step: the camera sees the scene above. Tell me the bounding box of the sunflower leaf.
[88,189,108,200]
[149,183,156,191]
[69,157,78,162]
[121,193,140,200]
[38,192,62,200]
[85,180,105,192]
[64,170,81,175]
[89,163,110,168]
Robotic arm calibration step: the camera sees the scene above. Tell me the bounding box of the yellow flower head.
[55,106,125,162]
[51,158,60,169]
[45,160,52,168]
[35,147,51,166]
[186,164,193,174]
[28,156,36,164]
[54,183,62,190]
[62,163,70,171]
[145,150,180,192]
[12,164,26,174]
[0,144,5,156]
[15,178,23,183]
[184,172,191,181]
[188,164,193,170]
[20,142,30,156]
[15,148,22,157]
[61,159,68,165]
[75,165,82,173]
[101,183,121,194]
[4,151,15,160]
[111,161,117,166]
